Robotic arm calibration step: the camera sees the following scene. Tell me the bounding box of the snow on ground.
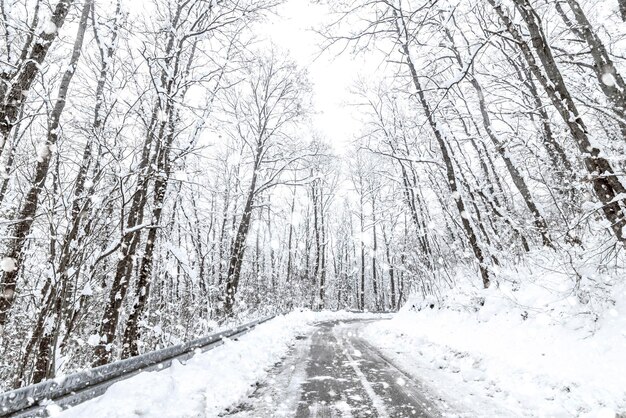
[54,310,382,418]
[362,250,626,418]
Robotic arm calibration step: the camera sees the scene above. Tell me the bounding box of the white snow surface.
[55,310,381,418]
[362,256,626,418]
[41,19,57,35]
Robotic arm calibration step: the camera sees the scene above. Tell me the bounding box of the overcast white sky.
[257,0,377,154]
[125,0,379,153]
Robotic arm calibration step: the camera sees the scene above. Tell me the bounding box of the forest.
[1,0,625,394]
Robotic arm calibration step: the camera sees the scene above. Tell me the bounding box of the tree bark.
[371,195,380,311]
[121,169,169,358]
[312,179,321,308]
[392,7,491,288]
[0,0,74,149]
[359,179,366,310]
[92,106,159,366]
[557,0,626,142]
[286,188,296,284]
[93,0,193,364]
[382,226,396,311]
[491,0,626,246]
[319,185,326,309]
[0,0,90,328]
[31,0,120,380]
[223,169,258,316]
[444,28,552,247]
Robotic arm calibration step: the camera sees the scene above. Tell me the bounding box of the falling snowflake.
[42,19,57,35]
[601,72,616,87]
[0,257,17,272]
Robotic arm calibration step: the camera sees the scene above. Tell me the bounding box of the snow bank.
[55,309,376,418]
[363,249,626,417]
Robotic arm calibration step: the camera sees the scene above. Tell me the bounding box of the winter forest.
[1,0,626,406]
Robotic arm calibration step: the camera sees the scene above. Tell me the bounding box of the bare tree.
[0,0,74,155]
[0,0,91,329]
[222,53,311,316]
[556,0,626,143]
[488,0,626,246]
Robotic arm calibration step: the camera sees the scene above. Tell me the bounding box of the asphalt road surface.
[224,319,440,418]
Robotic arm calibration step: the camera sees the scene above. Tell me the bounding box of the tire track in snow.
[342,338,390,418]
[225,318,441,417]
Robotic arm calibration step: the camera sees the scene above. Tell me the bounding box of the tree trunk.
[471,78,552,247]
[0,0,74,149]
[319,187,326,310]
[392,7,491,288]
[121,109,180,358]
[359,186,366,310]
[312,180,322,308]
[558,0,626,142]
[444,28,552,247]
[32,0,120,378]
[491,0,626,246]
[286,188,296,284]
[371,196,380,311]
[223,145,262,316]
[121,171,169,358]
[92,104,163,365]
[93,0,191,363]
[0,0,91,328]
[382,227,396,311]
[223,186,256,316]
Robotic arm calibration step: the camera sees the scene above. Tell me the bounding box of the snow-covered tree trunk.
[490,0,626,246]
[0,0,90,329]
[392,6,491,288]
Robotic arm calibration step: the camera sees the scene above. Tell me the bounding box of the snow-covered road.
[53,310,621,417]
[226,319,441,418]
[57,312,414,418]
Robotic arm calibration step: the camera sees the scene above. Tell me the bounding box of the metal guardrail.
[0,316,275,417]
